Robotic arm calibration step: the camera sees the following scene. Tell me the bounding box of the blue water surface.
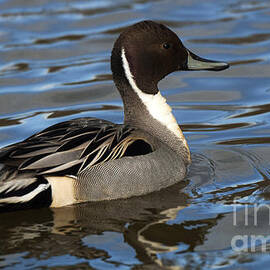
[1,0,270,269]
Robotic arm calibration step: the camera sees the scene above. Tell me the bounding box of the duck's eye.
[163,43,171,49]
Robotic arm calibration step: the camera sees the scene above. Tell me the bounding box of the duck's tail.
[0,176,52,211]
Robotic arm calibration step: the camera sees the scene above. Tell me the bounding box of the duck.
[0,20,229,211]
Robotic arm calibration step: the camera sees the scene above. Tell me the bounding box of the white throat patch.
[121,47,185,141]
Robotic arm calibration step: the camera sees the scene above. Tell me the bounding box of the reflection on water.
[1,0,270,269]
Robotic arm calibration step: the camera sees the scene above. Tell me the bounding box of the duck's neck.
[122,84,190,165]
[111,49,191,165]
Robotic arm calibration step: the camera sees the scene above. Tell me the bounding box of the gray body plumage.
[0,117,186,209]
[76,144,185,201]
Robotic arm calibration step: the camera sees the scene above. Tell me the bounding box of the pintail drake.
[0,20,229,211]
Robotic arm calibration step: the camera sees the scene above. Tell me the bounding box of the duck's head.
[111,20,229,95]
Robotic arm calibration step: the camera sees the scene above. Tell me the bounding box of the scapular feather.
[0,118,153,179]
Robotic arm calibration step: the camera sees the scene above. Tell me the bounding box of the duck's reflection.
[0,181,223,268]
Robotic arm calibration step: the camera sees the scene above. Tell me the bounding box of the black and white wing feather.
[0,117,153,209]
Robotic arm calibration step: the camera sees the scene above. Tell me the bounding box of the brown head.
[111,20,229,95]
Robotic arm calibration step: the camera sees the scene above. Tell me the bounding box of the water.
[0,0,270,269]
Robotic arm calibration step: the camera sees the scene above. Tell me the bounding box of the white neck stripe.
[121,47,185,141]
